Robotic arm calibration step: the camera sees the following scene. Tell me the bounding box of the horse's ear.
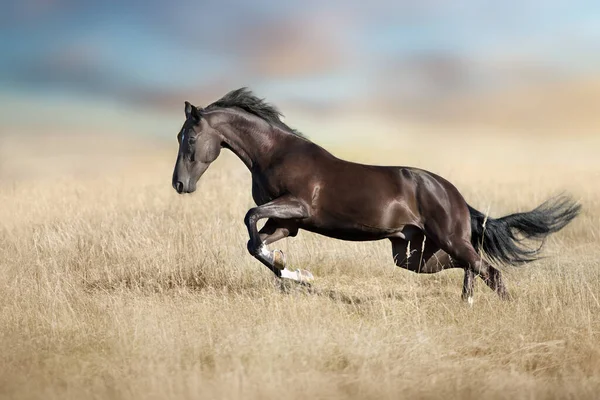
[184,101,201,121]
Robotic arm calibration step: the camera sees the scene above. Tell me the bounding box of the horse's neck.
[213,111,277,171]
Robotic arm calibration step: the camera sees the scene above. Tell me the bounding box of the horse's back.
[290,155,423,237]
[266,142,471,240]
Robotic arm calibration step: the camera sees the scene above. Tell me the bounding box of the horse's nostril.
[175,181,184,194]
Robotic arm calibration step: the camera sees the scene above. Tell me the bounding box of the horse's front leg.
[244,196,312,283]
[256,219,294,270]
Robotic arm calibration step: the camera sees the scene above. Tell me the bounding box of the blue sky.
[1,0,599,121]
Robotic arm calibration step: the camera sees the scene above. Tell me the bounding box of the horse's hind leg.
[390,229,508,301]
[462,269,475,304]
[440,251,508,300]
[390,232,444,273]
[487,267,508,299]
[433,240,509,301]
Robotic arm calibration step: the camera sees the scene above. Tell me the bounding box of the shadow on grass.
[276,278,407,305]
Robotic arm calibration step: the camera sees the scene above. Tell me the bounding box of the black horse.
[172,88,580,302]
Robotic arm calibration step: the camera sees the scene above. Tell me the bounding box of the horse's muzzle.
[173,180,196,194]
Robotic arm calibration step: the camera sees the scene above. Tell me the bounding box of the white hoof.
[280,268,314,283]
[467,296,474,307]
[296,269,314,283]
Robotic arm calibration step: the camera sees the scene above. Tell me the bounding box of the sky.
[1,0,599,133]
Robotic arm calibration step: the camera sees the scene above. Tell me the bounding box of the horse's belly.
[299,223,396,241]
[298,208,406,241]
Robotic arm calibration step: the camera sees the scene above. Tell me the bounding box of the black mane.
[207,88,305,138]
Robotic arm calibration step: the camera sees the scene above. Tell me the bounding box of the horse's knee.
[247,239,260,255]
[244,208,259,227]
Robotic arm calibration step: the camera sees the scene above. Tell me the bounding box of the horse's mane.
[207,88,305,138]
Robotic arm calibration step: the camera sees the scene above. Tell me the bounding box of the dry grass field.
[1,125,599,399]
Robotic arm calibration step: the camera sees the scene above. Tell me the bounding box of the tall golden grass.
[0,128,599,399]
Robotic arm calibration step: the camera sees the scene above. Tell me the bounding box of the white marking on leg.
[468,296,474,306]
[259,245,271,258]
[297,269,314,282]
[280,268,314,283]
[280,268,298,280]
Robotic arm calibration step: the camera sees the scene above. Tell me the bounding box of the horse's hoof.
[295,269,314,283]
[280,268,314,284]
[461,294,474,306]
[273,249,286,270]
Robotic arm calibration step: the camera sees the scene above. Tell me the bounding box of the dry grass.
[1,129,599,400]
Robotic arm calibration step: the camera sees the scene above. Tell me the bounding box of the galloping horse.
[172,88,580,302]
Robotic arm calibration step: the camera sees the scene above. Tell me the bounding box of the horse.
[172,88,581,302]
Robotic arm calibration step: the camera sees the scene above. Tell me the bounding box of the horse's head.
[172,102,221,194]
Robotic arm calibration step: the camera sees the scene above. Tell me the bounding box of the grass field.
[1,126,599,399]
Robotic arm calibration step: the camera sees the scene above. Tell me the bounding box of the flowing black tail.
[468,195,581,265]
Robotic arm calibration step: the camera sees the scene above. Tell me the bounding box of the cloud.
[6,40,124,97]
[221,13,350,79]
[1,0,81,26]
[2,0,598,120]
[121,80,236,112]
[364,53,474,120]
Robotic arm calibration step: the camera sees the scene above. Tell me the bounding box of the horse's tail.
[468,195,581,265]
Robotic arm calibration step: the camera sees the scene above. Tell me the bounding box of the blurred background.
[1,0,599,181]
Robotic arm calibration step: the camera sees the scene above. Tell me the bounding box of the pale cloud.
[230,14,350,78]
[1,0,598,117]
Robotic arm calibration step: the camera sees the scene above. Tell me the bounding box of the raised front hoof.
[277,275,315,295]
[281,268,314,283]
[295,269,314,283]
[272,249,286,270]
